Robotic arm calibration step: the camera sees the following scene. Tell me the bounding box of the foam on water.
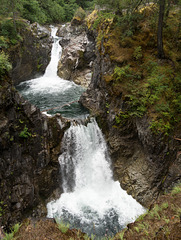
[16,26,86,118]
[16,26,146,236]
[47,119,146,236]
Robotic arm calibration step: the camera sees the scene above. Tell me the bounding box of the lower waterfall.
[47,119,145,237]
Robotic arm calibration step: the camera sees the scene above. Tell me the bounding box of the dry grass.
[14,218,86,240]
[115,184,181,240]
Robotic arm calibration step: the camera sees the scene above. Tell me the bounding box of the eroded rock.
[57,23,95,88]
[80,27,181,208]
[0,79,70,228]
[10,22,52,85]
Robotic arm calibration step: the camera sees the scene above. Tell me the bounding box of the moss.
[91,4,181,136]
[86,9,98,29]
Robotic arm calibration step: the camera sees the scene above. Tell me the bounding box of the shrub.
[1,19,24,45]
[19,125,31,138]
[74,7,86,21]
[113,65,132,82]
[133,46,143,60]
[56,219,70,234]
[3,223,21,240]
[0,52,12,77]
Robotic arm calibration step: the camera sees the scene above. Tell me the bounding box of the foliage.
[93,11,114,30]
[1,19,23,45]
[56,219,70,234]
[0,0,94,25]
[73,7,86,21]
[3,223,21,240]
[113,65,133,82]
[133,46,143,60]
[116,11,143,38]
[113,56,181,135]
[171,184,181,196]
[19,125,32,138]
[0,52,12,77]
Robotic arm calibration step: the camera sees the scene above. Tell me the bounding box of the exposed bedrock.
[0,78,70,228]
[56,22,96,88]
[10,22,52,85]
[80,30,181,207]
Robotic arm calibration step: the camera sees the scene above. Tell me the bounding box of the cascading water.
[16,27,146,237]
[16,26,87,118]
[47,119,145,237]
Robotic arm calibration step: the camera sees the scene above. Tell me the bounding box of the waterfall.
[44,26,62,78]
[16,26,146,237]
[16,27,86,118]
[47,119,145,237]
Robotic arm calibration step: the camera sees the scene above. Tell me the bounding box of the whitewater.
[17,26,146,237]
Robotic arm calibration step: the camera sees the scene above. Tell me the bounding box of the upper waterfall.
[16,27,87,118]
[44,27,62,78]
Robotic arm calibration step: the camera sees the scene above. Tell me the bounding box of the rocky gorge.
[0,23,71,229]
[0,8,181,238]
[80,11,181,207]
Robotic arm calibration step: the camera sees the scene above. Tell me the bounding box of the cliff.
[80,8,181,207]
[0,75,71,228]
[8,21,52,85]
[0,21,70,228]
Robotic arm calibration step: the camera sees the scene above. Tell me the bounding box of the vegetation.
[89,0,181,136]
[0,0,94,25]
[2,223,21,240]
[19,125,32,138]
[56,219,70,234]
[0,52,12,78]
[115,183,181,240]
[73,7,86,22]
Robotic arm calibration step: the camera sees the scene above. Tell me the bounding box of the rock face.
[57,23,95,88]
[0,77,70,228]
[80,29,181,207]
[10,22,52,85]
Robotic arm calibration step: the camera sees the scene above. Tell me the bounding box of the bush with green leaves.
[0,0,94,25]
[56,219,70,234]
[19,125,32,138]
[0,52,12,77]
[113,57,181,136]
[3,223,21,240]
[74,7,86,21]
[113,65,133,82]
[22,0,48,24]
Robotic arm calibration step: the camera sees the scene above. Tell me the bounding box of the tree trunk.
[165,0,171,19]
[157,0,165,59]
[11,0,17,32]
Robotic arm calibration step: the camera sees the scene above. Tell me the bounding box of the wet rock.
[0,79,70,228]
[10,22,52,85]
[57,23,96,88]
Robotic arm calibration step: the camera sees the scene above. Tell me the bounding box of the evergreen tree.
[157,0,165,59]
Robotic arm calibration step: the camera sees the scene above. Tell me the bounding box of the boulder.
[57,23,96,88]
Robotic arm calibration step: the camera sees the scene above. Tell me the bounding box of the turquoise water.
[16,26,88,119]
